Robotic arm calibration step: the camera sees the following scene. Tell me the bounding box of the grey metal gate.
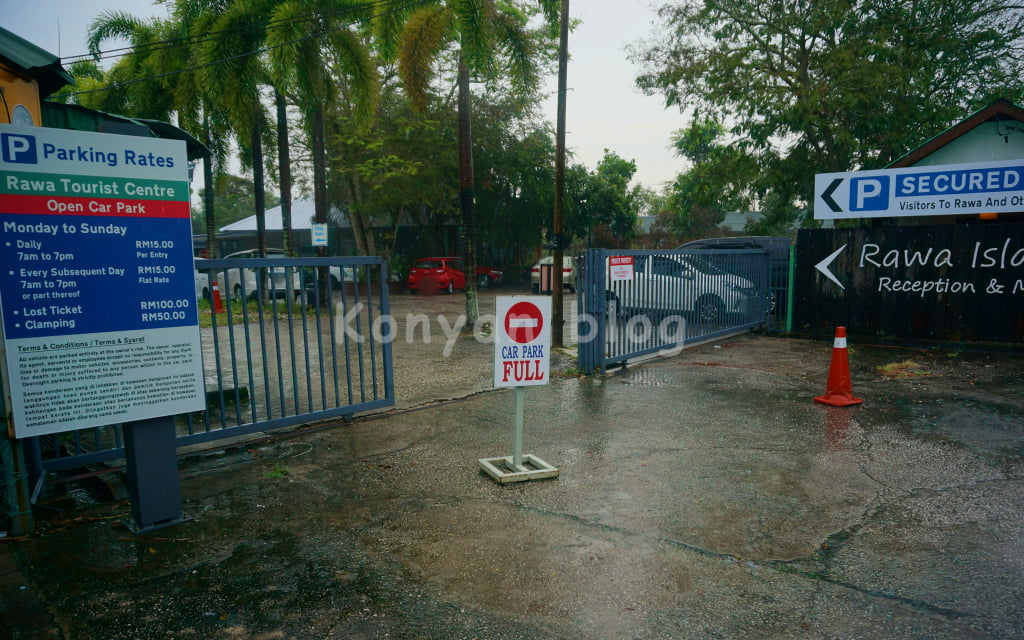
[577,248,770,374]
[18,255,394,478]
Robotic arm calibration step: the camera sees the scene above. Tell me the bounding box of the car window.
[449,260,465,272]
[651,256,692,277]
[679,254,726,276]
[414,260,441,269]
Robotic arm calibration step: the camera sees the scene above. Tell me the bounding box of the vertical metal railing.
[578,248,770,374]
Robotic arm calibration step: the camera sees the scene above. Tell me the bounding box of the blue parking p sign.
[850,176,890,211]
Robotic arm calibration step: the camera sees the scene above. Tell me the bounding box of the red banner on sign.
[0,194,190,219]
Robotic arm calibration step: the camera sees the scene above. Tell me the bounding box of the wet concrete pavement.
[4,313,1024,639]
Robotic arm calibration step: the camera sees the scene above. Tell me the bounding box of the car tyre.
[696,295,725,325]
[477,273,490,289]
[446,281,454,295]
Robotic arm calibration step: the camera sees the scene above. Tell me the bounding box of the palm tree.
[384,0,559,325]
[264,0,380,262]
[86,6,231,257]
[201,1,275,257]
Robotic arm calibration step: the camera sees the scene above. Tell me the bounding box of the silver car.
[606,254,759,323]
[530,255,576,293]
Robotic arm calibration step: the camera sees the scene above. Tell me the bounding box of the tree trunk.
[457,55,478,326]
[312,105,327,257]
[202,117,217,259]
[252,119,267,258]
[276,91,293,257]
[312,105,329,303]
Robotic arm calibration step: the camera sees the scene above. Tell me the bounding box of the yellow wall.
[0,64,42,126]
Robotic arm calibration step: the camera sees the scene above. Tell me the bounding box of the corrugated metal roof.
[41,101,209,161]
[0,26,73,97]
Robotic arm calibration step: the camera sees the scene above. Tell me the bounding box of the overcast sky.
[6,0,686,191]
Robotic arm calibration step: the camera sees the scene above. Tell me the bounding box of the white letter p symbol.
[855,179,882,209]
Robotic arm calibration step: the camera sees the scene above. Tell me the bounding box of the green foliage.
[472,92,557,263]
[664,115,758,239]
[634,0,1024,230]
[562,150,642,247]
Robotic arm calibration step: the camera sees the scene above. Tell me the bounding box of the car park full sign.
[494,296,551,387]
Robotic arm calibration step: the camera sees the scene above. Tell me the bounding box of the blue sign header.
[815,159,1024,219]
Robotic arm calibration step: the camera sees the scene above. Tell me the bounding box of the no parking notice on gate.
[493,296,551,387]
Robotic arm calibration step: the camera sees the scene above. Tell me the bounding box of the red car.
[407,257,503,294]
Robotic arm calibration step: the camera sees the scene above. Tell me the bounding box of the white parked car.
[192,250,304,302]
[224,249,309,300]
[530,255,576,293]
[195,251,358,304]
[606,254,759,323]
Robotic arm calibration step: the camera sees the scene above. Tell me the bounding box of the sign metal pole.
[511,385,525,472]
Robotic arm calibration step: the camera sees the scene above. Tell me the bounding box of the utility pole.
[552,0,569,347]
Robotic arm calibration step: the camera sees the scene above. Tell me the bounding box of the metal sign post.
[479,296,559,483]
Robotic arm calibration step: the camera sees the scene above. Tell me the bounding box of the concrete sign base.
[478,454,559,484]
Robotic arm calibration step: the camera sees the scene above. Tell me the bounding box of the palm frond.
[398,6,456,111]
[328,27,382,128]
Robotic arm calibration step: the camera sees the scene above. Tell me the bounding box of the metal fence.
[10,256,394,488]
[577,248,771,374]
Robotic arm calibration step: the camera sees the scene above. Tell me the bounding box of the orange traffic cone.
[211,280,225,314]
[814,326,863,407]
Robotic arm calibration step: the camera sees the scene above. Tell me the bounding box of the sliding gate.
[7,256,394,504]
[577,248,770,374]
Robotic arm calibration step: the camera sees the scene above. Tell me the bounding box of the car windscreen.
[678,254,727,276]
[414,260,442,269]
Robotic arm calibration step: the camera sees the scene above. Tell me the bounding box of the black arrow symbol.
[821,178,843,213]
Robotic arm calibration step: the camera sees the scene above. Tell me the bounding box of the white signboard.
[0,125,205,438]
[608,255,634,281]
[311,222,328,246]
[493,296,551,388]
[815,158,1024,220]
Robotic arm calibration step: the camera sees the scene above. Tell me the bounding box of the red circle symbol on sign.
[504,301,544,344]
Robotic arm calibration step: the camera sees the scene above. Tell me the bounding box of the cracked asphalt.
[3,312,1024,639]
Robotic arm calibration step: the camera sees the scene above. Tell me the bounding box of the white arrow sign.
[815,244,847,290]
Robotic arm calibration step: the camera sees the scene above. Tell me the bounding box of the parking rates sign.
[0,125,205,438]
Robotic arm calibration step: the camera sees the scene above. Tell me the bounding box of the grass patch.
[196,298,314,328]
[876,360,932,379]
